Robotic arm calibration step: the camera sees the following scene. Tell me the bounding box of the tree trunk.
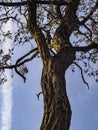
[40,47,75,130]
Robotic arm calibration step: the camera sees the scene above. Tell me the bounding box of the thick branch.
[64,0,80,20]
[53,0,80,45]
[32,27,50,62]
[73,43,98,52]
[27,0,50,63]
[0,1,68,7]
[68,0,80,15]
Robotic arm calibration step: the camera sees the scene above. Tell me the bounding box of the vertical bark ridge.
[40,48,75,130]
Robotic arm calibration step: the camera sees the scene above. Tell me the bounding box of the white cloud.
[0,18,13,130]
[1,72,13,130]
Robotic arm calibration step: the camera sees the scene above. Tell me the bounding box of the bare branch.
[0,16,23,25]
[15,51,39,67]
[0,48,38,70]
[73,62,89,89]
[14,50,39,82]
[0,1,68,7]
[36,91,43,100]
[73,43,98,52]
[16,47,38,63]
[14,66,26,82]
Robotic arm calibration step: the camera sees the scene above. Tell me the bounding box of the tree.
[0,0,98,130]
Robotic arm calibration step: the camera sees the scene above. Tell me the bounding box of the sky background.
[0,0,98,130]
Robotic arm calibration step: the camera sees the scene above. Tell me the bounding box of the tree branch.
[73,62,89,89]
[14,66,26,82]
[27,0,50,63]
[16,47,38,63]
[0,48,38,70]
[73,43,98,52]
[0,16,23,25]
[69,0,80,15]
[0,50,38,82]
[15,50,38,82]
[36,91,43,100]
[64,0,80,20]
[0,1,68,7]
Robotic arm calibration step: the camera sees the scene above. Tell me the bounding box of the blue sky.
[66,69,98,130]
[11,58,43,130]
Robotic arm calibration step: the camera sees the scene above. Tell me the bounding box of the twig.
[15,66,26,82]
[36,92,43,100]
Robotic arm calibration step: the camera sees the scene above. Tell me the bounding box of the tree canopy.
[0,0,98,87]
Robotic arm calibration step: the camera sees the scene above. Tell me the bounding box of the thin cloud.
[1,72,13,130]
[1,18,13,130]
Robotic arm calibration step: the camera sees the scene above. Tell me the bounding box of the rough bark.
[40,47,75,130]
